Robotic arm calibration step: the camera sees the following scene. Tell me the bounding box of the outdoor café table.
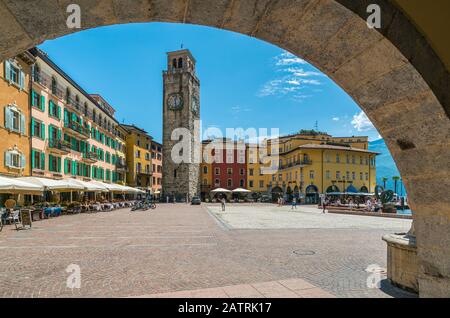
[31,208,44,221]
[102,203,113,211]
[90,204,101,211]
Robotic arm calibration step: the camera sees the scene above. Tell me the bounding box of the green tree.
[381,177,388,189]
[392,176,401,194]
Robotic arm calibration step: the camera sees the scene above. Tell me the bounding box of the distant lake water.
[397,209,412,216]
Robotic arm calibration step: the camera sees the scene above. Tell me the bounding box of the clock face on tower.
[168,93,184,110]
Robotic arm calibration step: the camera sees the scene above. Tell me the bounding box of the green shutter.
[48,125,53,142]
[64,158,69,174]
[40,95,45,111]
[48,100,53,116]
[57,128,61,140]
[64,109,69,127]
[57,157,61,173]
[31,91,36,107]
[49,154,53,171]
[72,160,76,175]
[40,122,45,139]
[31,150,35,169]
[41,152,45,170]
[57,105,61,119]
[31,118,35,137]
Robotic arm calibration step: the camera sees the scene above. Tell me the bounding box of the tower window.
[174,169,177,178]
[172,58,177,69]
[178,58,183,69]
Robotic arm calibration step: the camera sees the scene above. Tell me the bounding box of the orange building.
[0,52,34,178]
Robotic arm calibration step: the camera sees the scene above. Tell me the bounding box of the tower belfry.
[162,49,200,202]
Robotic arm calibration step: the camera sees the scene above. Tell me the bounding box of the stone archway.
[0,0,448,297]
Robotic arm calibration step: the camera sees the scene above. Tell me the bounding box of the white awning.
[122,186,145,194]
[65,179,107,192]
[17,177,84,191]
[90,181,126,192]
[0,176,43,194]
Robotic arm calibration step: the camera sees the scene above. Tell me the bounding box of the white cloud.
[332,117,340,121]
[275,52,307,66]
[257,51,325,100]
[351,111,375,132]
[230,105,252,115]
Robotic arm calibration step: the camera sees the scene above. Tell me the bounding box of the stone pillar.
[382,222,419,293]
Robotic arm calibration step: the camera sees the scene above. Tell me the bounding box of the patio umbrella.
[231,188,251,193]
[211,188,232,193]
[0,176,43,194]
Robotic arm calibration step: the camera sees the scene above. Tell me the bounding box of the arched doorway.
[0,0,448,297]
[305,185,319,205]
[360,186,369,194]
[271,186,283,203]
[286,186,293,202]
[326,185,340,193]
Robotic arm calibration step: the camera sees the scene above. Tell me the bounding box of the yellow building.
[122,124,152,191]
[249,130,378,203]
[0,52,34,179]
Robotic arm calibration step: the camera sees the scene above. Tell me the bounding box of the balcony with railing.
[116,161,128,171]
[136,168,152,176]
[82,151,99,163]
[279,159,313,170]
[64,121,90,139]
[32,71,65,100]
[48,139,70,154]
[65,96,83,113]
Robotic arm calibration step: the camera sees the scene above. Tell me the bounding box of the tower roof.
[167,49,196,63]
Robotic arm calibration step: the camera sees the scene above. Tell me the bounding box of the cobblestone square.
[0,204,414,298]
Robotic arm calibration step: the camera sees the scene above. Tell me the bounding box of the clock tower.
[162,49,201,202]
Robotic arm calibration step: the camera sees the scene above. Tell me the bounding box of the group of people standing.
[276,196,298,210]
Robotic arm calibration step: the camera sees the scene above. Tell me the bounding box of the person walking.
[322,197,328,213]
[221,197,226,212]
[291,197,297,210]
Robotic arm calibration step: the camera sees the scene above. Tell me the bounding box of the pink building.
[29,48,120,184]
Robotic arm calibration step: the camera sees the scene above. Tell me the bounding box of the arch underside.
[0,0,448,297]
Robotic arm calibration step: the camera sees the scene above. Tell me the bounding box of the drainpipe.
[28,62,34,177]
[321,150,324,194]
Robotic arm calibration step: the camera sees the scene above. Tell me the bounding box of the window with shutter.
[41,152,45,170]
[20,114,25,135]
[40,122,45,139]
[64,158,69,174]
[4,151,11,167]
[40,95,45,111]
[31,150,35,169]
[19,71,25,90]
[4,60,11,82]
[4,106,11,130]
[49,154,54,171]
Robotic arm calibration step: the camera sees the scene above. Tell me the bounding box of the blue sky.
[39,22,381,144]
